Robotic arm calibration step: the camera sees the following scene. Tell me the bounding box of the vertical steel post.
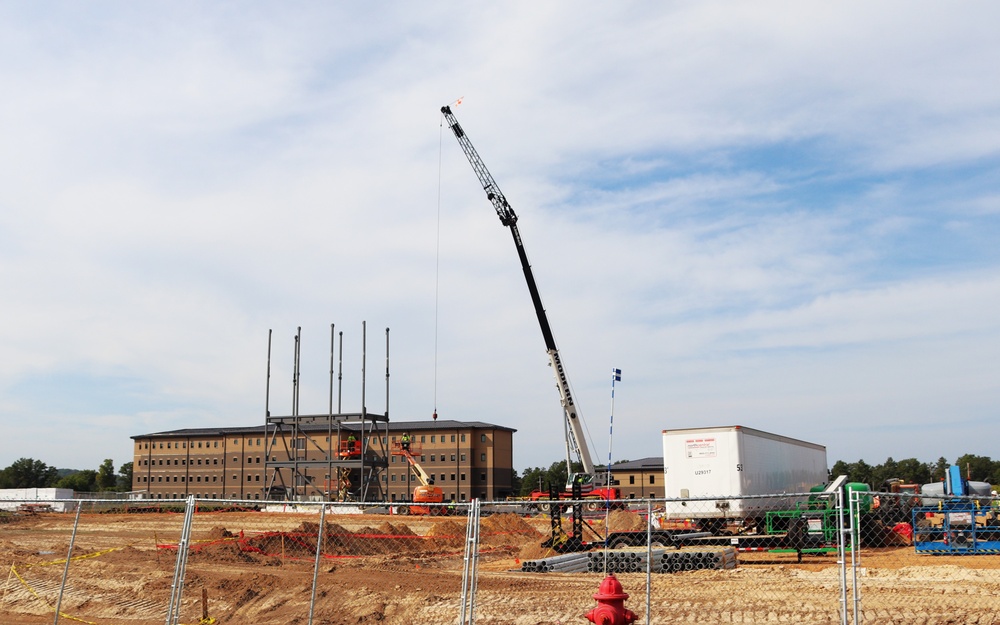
[308,502,327,625]
[849,490,861,625]
[645,498,652,625]
[53,501,83,625]
[460,500,481,625]
[837,485,848,625]
[165,496,196,625]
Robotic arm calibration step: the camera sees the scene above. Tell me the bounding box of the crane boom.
[440,105,598,482]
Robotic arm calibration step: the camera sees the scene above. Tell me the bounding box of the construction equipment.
[390,442,448,515]
[441,104,620,507]
[912,465,1000,554]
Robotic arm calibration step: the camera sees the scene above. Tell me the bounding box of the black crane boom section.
[440,105,558,353]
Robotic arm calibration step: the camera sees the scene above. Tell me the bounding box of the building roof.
[131,417,516,440]
[608,457,663,471]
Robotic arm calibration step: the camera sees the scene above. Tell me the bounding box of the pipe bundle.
[521,548,737,574]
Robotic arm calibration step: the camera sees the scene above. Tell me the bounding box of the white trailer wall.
[661,426,828,520]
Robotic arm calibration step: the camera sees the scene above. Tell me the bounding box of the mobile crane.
[441,105,621,510]
[390,441,448,516]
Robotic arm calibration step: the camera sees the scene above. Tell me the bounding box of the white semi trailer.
[661,425,829,531]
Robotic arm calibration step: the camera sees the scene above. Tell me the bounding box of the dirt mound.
[606,509,646,532]
[204,525,235,540]
[426,520,465,549]
[481,513,542,546]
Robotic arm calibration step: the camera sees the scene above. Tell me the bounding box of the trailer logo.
[685,437,717,459]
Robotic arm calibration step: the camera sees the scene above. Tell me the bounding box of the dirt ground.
[2,508,999,624]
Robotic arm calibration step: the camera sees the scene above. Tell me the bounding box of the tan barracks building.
[131,419,515,502]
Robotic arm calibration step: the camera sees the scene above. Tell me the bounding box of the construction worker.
[346,434,357,453]
[401,433,411,451]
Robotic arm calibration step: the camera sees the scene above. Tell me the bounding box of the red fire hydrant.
[585,575,637,625]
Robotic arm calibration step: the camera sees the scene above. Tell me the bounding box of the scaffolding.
[263,323,390,502]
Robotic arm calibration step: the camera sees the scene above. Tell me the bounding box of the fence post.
[53,501,83,625]
[459,500,481,625]
[165,496,196,625]
[308,502,327,625]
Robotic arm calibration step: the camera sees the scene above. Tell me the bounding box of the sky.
[1,2,998,477]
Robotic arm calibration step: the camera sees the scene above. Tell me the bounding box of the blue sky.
[1,2,998,476]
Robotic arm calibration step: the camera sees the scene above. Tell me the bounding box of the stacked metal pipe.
[521,548,737,574]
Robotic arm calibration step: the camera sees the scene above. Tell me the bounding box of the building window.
[214,441,218,448]
[480,473,486,481]
[480,453,486,462]
[461,454,466,462]
[430,455,435,462]
[461,434,466,443]
[649,475,655,484]
[256,438,261,445]
[481,434,486,443]
[451,454,456,462]
[391,474,396,482]
[233,457,238,463]
[629,476,635,485]
[256,457,261,464]
[233,439,239,444]
[440,474,446,482]
[431,435,435,443]
[461,473,466,481]
[167,442,171,449]
[450,473,456,481]
[247,476,252,482]
[255,475,260,482]
[420,435,426,443]
[451,435,456,443]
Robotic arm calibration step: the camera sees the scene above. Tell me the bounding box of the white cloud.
[0,2,998,474]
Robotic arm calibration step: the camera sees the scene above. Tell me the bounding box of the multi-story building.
[609,457,664,499]
[131,419,516,502]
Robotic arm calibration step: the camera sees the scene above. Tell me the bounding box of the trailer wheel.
[585,501,600,512]
[609,537,631,549]
[537,502,551,514]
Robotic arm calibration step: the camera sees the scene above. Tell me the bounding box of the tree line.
[513,454,1000,497]
[0,458,133,492]
[831,454,1000,489]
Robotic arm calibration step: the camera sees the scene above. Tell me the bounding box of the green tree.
[97,459,117,491]
[0,458,59,488]
[932,457,949,481]
[55,470,98,492]
[117,462,134,492]
[954,454,996,483]
[895,458,931,485]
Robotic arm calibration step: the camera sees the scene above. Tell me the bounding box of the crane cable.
[432,113,445,421]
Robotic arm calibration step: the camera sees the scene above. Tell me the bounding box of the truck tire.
[537,502,552,514]
[585,501,600,512]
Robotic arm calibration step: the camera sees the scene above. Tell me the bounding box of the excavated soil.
[1,509,999,624]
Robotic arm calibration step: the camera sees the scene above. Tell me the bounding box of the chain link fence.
[848,489,1000,624]
[3,492,1000,624]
